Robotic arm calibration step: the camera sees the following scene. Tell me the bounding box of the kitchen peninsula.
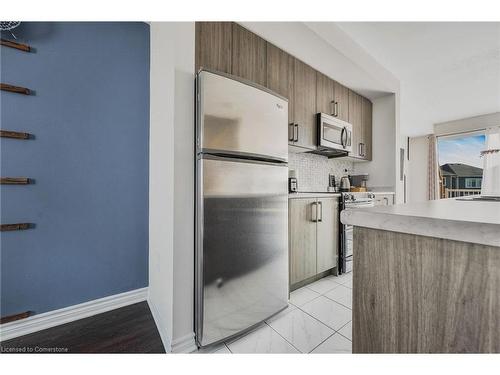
[341,199,500,353]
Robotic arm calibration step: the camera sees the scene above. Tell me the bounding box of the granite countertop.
[340,198,500,247]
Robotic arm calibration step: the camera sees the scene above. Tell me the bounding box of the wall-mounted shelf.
[0,130,31,139]
[0,38,31,52]
[1,223,31,232]
[1,177,31,185]
[0,311,32,324]
[1,83,31,95]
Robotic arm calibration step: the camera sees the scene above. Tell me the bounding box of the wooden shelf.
[1,223,31,232]
[0,130,31,139]
[1,83,31,95]
[0,38,31,52]
[1,177,31,185]
[0,311,32,324]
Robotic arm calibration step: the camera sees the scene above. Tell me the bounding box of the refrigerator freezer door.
[195,155,289,347]
[197,70,288,162]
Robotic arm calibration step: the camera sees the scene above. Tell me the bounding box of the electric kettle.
[339,176,351,192]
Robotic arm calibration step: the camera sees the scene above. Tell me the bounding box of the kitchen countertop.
[367,187,395,194]
[288,192,341,199]
[340,198,500,247]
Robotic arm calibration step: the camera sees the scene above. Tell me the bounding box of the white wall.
[171,22,196,352]
[394,91,407,204]
[354,94,396,189]
[148,22,176,352]
[407,135,429,203]
[148,22,196,353]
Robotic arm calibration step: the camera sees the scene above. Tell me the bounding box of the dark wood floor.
[0,302,165,353]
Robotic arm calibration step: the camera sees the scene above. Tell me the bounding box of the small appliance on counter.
[350,173,369,191]
[289,170,298,193]
[327,174,337,192]
[339,175,351,192]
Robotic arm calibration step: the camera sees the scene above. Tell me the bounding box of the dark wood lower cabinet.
[353,227,500,353]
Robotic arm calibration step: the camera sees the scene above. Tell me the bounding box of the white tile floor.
[202,272,353,354]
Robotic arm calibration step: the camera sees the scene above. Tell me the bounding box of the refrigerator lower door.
[196,155,289,347]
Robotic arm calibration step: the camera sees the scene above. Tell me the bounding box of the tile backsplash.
[288,152,354,192]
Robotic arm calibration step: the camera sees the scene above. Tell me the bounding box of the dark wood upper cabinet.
[349,90,372,161]
[349,89,363,159]
[231,23,267,86]
[195,22,372,160]
[316,72,335,116]
[293,59,317,150]
[266,42,295,140]
[195,22,232,73]
[361,96,373,161]
[333,81,350,122]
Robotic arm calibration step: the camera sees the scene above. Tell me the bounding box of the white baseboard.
[171,332,198,353]
[146,298,171,352]
[0,287,148,342]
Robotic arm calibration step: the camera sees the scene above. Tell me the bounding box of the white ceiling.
[335,22,500,137]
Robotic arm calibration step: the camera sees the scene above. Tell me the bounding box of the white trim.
[0,287,148,342]
[146,298,171,353]
[434,112,500,136]
[171,332,197,353]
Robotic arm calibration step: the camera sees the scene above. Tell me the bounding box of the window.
[438,131,486,198]
[465,178,482,188]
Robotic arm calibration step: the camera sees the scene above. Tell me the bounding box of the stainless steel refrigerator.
[195,69,289,348]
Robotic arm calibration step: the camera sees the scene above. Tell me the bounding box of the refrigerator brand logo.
[276,103,283,110]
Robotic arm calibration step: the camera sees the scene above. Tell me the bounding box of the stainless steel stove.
[339,192,375,274]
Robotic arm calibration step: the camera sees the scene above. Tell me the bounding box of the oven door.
[318,113,352,153]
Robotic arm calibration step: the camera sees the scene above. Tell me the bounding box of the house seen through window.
[437,132,485,198]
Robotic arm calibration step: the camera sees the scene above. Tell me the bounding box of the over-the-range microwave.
[311,112,352,158]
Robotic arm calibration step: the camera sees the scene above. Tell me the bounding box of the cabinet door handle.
[311,202,318,222]
[288,123,295,142]
[330,101,335,116]
[383,197,389,205]
[361,143,365,157]
[317,201,323,222]
[335,102,339,117]
[294,124,299,142]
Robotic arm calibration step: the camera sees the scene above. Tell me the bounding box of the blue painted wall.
[1,22,150,316]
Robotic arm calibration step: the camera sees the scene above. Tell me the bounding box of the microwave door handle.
[341,127,347,148]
